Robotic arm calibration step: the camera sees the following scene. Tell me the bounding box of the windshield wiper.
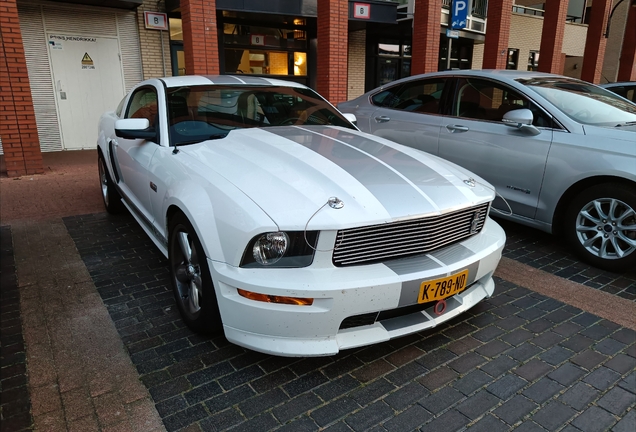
[615,121,636,127]
[175,134,228,146]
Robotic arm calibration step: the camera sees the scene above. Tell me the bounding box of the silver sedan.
[339,70,636,272]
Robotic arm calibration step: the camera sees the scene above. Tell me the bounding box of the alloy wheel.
[575,197,636,260]
[171,229,203,318]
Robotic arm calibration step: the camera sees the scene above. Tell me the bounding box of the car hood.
[584,123,636,136]
[180,126,494,230]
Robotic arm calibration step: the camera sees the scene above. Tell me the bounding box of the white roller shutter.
[1,1,143,155]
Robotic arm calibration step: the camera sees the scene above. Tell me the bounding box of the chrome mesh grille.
[332,203,490,267]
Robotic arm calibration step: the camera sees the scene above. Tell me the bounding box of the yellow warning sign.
[81,52,95,70]
[81,52,93,65]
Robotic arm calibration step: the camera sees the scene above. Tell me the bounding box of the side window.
[371,86,402,108]
[626,86,636,103]
[115,96,126,118]
[392,79,446,114]
[454,78,553,128]
[125,87,158,127]
[372,79,446,114]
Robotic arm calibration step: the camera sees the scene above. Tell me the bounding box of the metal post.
[446,37,452,70]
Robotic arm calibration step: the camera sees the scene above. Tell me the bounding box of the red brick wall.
[538,0,569,73]
[617,5,636,81]
[0,0,43,177]
[317,0,348,104]
[412,0,443,74]
[581,0,611,83]
[181,0,220,75]
[482,0,514,69]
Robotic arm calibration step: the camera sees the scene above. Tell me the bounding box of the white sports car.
[97,75,505,357]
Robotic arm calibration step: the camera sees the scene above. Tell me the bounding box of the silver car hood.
[180,126,494,230]
[584,123,636,138]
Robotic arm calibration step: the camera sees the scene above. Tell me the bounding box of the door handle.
[374,115,391,123]
[446,124,469,133]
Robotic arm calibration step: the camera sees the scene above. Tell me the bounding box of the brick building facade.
[1,0,634,177]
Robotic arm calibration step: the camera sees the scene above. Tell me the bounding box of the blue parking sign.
[451,0,468,29]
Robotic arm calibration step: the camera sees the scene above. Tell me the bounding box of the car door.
[369,77,449,155]
[438,77,556,218]
[114,85,161,222]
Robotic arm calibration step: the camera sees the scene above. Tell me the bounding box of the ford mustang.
[97,75,505,356]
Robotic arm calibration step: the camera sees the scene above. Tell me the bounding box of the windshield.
[166,85,355,146]
[517,77,636,127]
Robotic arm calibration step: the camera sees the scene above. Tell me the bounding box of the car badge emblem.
[328,197,344,209]
[470,211,480,233]
[463,178,476,187]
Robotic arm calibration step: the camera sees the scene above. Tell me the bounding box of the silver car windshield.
[518,78,636,127]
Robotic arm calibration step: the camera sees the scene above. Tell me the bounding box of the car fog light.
[253,232,288,265]
[238,289,313,305]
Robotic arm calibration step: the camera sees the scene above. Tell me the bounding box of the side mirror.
[502,108,541,136]
[115,118,156,140]
[342,113,357,126]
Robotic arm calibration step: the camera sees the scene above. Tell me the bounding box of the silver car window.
[519,78,636,126]
[454,78,553,128]
[371,78,446,114]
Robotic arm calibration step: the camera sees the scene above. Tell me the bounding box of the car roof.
[377,69,574,89]
[160,75,308,89]
[599,82,635,88]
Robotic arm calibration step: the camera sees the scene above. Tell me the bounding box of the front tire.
[168,212,223,333]
[564,183,636,272]
[98,152,124,214]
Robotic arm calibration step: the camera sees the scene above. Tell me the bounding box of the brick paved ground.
[62,212,636,432]
[0,226,33,431]
[498,219,636,301]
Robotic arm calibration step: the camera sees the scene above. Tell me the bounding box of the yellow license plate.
[418,270,469,303]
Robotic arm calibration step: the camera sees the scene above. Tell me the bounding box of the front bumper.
[209,218,506,356]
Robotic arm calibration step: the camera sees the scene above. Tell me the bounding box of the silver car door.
[114,86,160,223]
[369,78,448,155]
[438,77,555,219]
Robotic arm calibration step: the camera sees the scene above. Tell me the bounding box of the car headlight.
[240,231,319,268]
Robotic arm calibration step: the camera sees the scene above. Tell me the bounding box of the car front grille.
[332,203,490,267]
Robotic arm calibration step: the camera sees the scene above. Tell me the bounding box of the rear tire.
[168,212,223,333]
[98,152,124,214]
[564,183,636,272]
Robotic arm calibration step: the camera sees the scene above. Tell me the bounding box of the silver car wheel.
[98,157,109,206]
[576,197,636,260]
[172,230,203,317]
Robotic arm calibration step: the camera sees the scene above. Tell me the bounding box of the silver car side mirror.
[343,112,358,126]
[502,108,541,136]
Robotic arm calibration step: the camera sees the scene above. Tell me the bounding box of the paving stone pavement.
[1,226,33,431]
[498,219,636,301]
[6,219,165,432]
[58,212,636,432]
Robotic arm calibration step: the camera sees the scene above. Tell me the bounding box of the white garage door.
[48,35,126,150]
[0,2,142,155]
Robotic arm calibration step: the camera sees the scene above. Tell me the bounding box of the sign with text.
[446,29,460,39]
[353,3,371,19]
[250,34,265,46]
[451,0,468,29]
[144,12,168,30]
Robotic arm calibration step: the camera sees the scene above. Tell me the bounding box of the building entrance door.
[48,34,126,150]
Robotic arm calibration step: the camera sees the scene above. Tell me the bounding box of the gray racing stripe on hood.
[267,127,437,218]
[320,127,469,205]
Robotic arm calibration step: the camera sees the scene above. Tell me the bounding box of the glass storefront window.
[294,52,307,76]
[225,49,306,76]
[169,18,183,41]
[169,14,310,82]
[379,44,400,56]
